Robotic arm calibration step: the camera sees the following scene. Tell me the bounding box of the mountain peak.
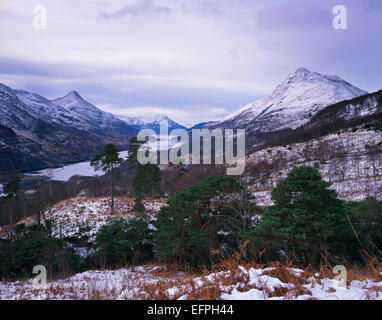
[52,90,89,108]
[64,90,83,100]
[117,113,186,133]
[284,68,356,87]
[283,67,323,84]
[52,90,101,116]
[292,67,313,76]
[216,68,368,132]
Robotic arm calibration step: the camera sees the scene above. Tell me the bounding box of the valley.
[1,67,381,301]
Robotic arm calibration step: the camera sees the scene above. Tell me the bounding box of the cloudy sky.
[0,0,381,126]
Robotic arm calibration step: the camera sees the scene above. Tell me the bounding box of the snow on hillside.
[116,115,145,127]
[116,113,186,132]
[214,68,367,132]
[0,83,135,134]
[13,90,86,129]
[52,91,121,129]
[118,113,174,126]
[246,127,382,206]
[0,197,167,242]
[45,197,166,242]
[1,265,381,300]
[0,83,137,173]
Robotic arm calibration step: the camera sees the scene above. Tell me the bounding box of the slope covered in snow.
[244,127,382,206]
[51,91,127,131]
[0,84,137,173]
[116,113,187,133]
[1,264,381,300]
[211,68,367,132]
[0,197,167,243]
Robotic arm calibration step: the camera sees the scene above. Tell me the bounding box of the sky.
[0,0,381,126]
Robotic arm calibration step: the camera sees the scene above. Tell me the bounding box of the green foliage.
[0,224,80,279]
[128,136,162,199]
[133,196,146,214]
[132,164,162,197]
[154,176,249,269]
[243,167,362,265]
[90,143,123,173]
[364,123,382,132]
[94,215,154,267]
[352,197,382,253]
[91,143,123,214]
[127,137,143,173]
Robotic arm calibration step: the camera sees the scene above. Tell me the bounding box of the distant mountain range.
[0,67,380,174]
[116,113,187,133]
[0,84,190,173]
[0,84,137,173]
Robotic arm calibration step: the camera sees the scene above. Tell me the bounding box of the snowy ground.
[246,128,382,206]
[1,196,381,300]
[0,197,167,242]
[0,265,381,300]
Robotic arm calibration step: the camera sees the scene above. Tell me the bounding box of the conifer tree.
[127,136,162,213]
[155,176,244,268]
[244,166,361,265]
[91,144,123,215]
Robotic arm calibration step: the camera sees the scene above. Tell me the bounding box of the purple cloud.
[99,0,172,19]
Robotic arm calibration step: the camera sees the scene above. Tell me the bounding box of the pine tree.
[127,136,162,212]
[132,164,162,198]
[357,197,382,253]
[127,137,143,174]
[90,144,123,215]
[245,166,361,265]
[154,176,243,268]
[95,215,154,267]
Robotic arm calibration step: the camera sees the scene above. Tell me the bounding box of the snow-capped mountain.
[210,68,368,133]
[52,91,130,131]
[117,113,186,133]
[188,121,216,130]
[116,115,145,128]
[0,84,136,173]
[0,67,377,173]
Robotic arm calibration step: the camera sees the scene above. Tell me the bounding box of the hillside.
[244,126,382,206]
[210,68,367,133]
[0,84,137,173]
[0,197,167,243]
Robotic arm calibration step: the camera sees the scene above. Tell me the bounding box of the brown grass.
[3,255,381,300]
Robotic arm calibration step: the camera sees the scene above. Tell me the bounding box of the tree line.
[1,139,381,279]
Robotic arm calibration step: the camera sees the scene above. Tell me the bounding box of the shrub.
[0,224,80,280]
[94,215,154,268]
[132,164,162,197]
[154,176,257,269]
[356,197,382,253]
[133,196,146,214]
[242,167,363,265]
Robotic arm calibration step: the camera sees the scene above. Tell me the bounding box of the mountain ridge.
[116,113,187,133]
[211,68,368,133]
[0,68,379,173]
[0,84,137,173]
